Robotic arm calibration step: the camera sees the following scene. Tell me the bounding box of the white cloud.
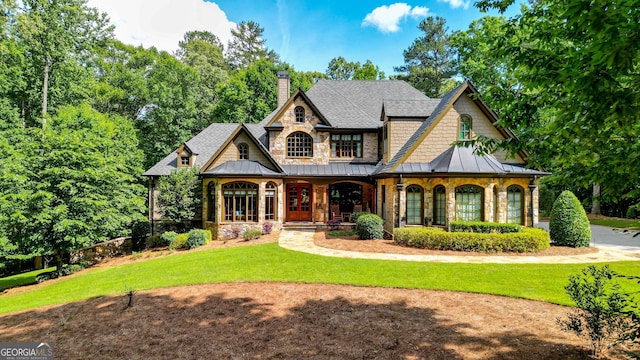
[362,3,429,33]
[438,0,471,9]
[86,0,236,53]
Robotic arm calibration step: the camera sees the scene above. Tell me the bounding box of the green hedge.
[169,233,189,250]
[549,190,591,247]
[450,221,522,234]
[394,227,550,253]
[187,229,212,249]
[356,213,384,240]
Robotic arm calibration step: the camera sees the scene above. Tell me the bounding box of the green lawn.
[590,218,640,230]
[0,267,55,292]
[0,243,638,315]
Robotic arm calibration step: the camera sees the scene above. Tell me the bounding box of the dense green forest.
[0,0,638,271]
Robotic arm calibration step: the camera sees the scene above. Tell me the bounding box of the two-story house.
[143,72,547,235]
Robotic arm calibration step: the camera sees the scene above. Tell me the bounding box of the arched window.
[287,132,313,157]
[459,115,472,140]
[265,182,277,221]
[406,185,423,225]
[238,143,248,160]
[455,185,483,221]
[507,185,524,225]
[295,106,305,122]
[433,185,446,226]
[222,182,258,222]
[207,182,216,222]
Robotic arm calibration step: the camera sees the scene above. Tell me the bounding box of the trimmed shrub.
[351,212,371,230]
[145,235,166,249]
[450,221,522,234]
[356,213,384,240]
[262,222,273,235]
[187,229,212,249]
[626,205,638,219]
[394,227,550,253]
[549,190,591,247]
[160,231,178,245]
[242,228,262,241]
[169,233,189,250]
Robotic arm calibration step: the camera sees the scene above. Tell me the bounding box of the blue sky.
[87,0,519,76]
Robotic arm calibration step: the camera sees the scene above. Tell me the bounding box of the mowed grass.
[590,218,640,230]
[0,267,55,291]
[1,243,639,314]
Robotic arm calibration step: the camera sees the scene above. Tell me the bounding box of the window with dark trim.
[331,134,362,158]
[507,185,523,225]
[433,185,446,225]
[406,184,423,225]
[455,185,483,221]
[295,106,305,122]
[180,156,190,166]
[459,115,471,140]
[287,132,313,157]
[207,182,216,222]
[223,182,258,222]
[238,143,248,160]
[265,182,277,221]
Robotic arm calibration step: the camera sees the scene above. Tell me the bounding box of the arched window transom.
[433,185,446,226]
[507,185,524,225]
[406,184,423,225]
[223,182,258,222]
[295,106,305,123]
[287,132,313,157]
[265,182,277,221]
[455,185,483,221]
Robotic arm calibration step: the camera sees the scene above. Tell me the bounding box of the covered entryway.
[287,183,312,221]
[329,182,366,221]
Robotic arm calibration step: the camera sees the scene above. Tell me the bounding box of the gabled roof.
[305,80,430,128]
[200,123,283,174]
[376,145,549,176]
[264,88,332,128]
[381,99,441,119]
[143,123,238,176]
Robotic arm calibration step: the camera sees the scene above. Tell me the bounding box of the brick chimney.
[277,71,290,108]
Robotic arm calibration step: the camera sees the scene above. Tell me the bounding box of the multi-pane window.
[455,185,483,221]
[459,115,471,140]
[238,143,248,160]
[207,182,216,222]
[295,106,305,122]
[180,156,190,166]
[433,185,446,225]
[507,185,523,224]
[406,185,423,225]
[223,182,258,222]
[330,134,362,158]
[265,182,277,221]
[287,132,313,157]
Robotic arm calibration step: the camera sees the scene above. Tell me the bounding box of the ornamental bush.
[356,213,384,240]
[169,233,189,250]
[187,229,212,249]
[549,190,591,247]
[450,221,522,234]
[160,231,178,245]
[242,228,262,241]
[145,235,166,249]
[394,227,550,253]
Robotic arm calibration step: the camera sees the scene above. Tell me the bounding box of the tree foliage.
[326,57,385,80]
[157,168,202,227]
[549,190,591,247]
[394,16,459,97]
[226,21,279,70]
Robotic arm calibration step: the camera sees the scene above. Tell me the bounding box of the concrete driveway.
[538,221,640,253]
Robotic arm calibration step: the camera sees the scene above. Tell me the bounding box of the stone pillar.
[396,180,405,228]
[484,185,494,222]
[497,184,507,224]
[424,183,433,226]
[446,181,456,226]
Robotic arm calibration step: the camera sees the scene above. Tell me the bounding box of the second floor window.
[331,134,362,158]
[238,143,248,160]
[459,115,471,140]
[295,106,305,122]
[180,156,190,166]
[287,132,313,157]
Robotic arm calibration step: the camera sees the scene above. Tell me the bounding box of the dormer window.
[295,106,305,123]
[238,143,248,160]
[180,156,190,166]
[459,115,472,140]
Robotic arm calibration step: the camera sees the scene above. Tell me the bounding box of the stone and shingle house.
[144,72,547,235]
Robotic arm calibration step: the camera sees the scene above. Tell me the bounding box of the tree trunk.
[591,183,601,215]
[41,59,50,129]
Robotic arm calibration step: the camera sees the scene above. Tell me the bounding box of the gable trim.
[264,88,332,128]
[199,123,284,174]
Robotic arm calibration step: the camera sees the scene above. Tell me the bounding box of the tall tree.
[226,20,279,70]
[326,57,385,80]
[0,104,146,271]
[14,0,113,127]
[394,16,459,97]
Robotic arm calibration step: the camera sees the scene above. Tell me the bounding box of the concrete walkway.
[278,229,640,264]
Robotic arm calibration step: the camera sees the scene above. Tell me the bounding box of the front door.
[287,183,312,221]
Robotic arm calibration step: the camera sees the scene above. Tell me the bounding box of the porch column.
[484,185,494,222]
[497,183,507,224]
[396,180,404,228]
[424,183,433,226]
[446,180,455,227]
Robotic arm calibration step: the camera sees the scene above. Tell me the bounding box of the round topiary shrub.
[356,213,384,240]
[549,190,591,247]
